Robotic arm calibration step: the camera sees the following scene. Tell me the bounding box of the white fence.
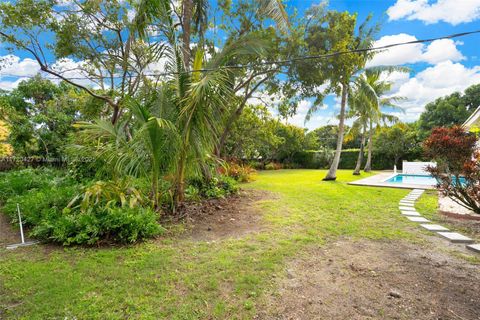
[402,161,436,175]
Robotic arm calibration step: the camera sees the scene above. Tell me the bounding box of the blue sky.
[276,0,480,130]
[1,0,480,131]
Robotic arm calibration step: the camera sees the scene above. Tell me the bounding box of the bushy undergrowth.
[218,162,257,182]
[187,175,239,200]
[31,206,163,245]
[0,168,239,245]
[0,168,163,245]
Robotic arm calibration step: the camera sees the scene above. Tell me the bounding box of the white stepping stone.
[404,198,418,201]
[399,202,414,206]
[401,211,421,216]
[466,244,480,253]
[420,224,449,232]
[407,216,430,222]
[399,206,416,211]
[437,232,474,244]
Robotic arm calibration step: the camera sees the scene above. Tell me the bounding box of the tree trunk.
[353,125,366,175]
[216,77,269,157]
[323,83,348,181]
[364,120,373,172]
[182,0,193,68]
[175,148,187,204]
[152,171,160,210]
[111,104,120,124]
[216,102,247,157]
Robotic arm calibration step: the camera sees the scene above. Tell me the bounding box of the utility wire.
[1,29,479,80]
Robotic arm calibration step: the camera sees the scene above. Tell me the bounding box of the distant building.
[463,106,480,132]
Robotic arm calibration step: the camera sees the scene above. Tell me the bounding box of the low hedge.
[292,148,425,170]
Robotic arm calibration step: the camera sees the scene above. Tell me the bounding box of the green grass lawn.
[0,170,430,319]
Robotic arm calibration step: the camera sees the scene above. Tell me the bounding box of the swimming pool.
[385,174,466,186]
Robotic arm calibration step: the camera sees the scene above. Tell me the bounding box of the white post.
[17,203,25,244]
[394,164,397,174]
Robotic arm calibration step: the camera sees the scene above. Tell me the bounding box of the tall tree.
[374,123,420,167]
[0,76,102,157]
[347,67,406,173]
[293,5,378,180]
[213,0,294,157]
[356,66,409,172]
[0,0,164,124]
[419,83,480,138]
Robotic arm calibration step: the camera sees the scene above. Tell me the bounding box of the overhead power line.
[1,29,479,81]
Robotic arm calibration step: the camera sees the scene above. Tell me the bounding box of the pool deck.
[348,172,436,190]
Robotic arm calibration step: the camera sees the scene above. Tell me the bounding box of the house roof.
[463,105,480,130]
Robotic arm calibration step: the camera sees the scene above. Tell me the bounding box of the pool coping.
[348,172,436,190]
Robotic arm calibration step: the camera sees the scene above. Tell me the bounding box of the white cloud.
[367,34,464,67]
[368,34,424,66]
[381,70,411,91]
[285,100,331,130]
[387,0,480,25]
[391,60,480,120]
[0,55,41,77]
[421,39,465,64]
[0,77,29,91]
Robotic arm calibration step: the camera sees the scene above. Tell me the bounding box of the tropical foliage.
[424,126,480,214]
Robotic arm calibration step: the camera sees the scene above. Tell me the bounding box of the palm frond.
[259,0,290,34]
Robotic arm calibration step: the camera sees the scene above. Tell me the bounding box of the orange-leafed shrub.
[218,162,257,182]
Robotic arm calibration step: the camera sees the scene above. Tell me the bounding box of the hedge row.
[292,149,425,170]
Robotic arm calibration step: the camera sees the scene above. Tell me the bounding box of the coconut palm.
[348,67,407,173]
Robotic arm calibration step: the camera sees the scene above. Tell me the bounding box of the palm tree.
[131,0,287,204]
[346,89,370,175]
[71,0,289,209]
[350,67,407,173]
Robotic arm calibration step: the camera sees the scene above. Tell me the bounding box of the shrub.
[67,179,149,212]
[219,162,257,182]
[3,185,79,227]
[265,162,283,170]
[32,207,163,245]
[248,161,265,170]
[424,126,480,214]
[189,175,239,199]
[0,169,163,245]
[0,168,75,203]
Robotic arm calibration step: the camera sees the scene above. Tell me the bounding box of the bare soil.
[436,213,480,239]
[177,189,272,241]
[258,239,480,320]
[0,212,20,247]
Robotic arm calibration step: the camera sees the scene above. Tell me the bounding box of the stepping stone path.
[467,244,480,253]
[437,232,474,244]
[420,224,449,232]
[401,211,421,217]
[398,189,480,253]
[407,216,430,222]
[399,206,416,211]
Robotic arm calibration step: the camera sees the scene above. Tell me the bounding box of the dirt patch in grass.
[178,189,273,241]
[0,213,20,247]
[434,214,480,240]
[259,239,480,320]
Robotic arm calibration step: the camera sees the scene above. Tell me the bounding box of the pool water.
[385,174,466,186]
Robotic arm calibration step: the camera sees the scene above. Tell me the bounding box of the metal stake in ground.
[6,204,38,250]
